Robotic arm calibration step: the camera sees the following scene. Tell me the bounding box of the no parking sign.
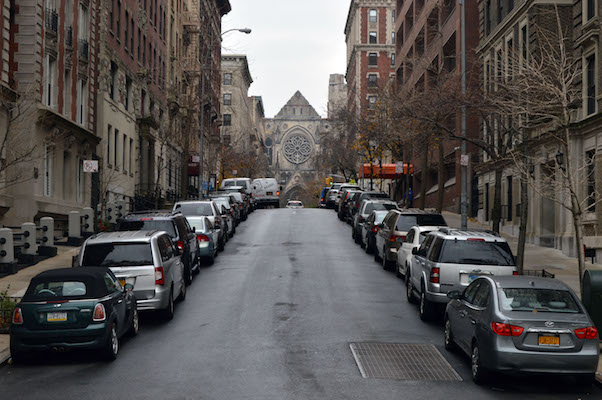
[83,160,99,173]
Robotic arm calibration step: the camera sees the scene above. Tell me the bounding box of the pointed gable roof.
[275,91,321,120]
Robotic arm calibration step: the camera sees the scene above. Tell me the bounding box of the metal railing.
[78,39,89,61]
[45,8,58,34]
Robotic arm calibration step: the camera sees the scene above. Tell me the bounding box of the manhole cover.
[349,342,462,381]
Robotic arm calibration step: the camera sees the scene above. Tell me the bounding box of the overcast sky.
[221,0,349,118]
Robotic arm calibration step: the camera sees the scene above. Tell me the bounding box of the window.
[587,0,596,21]
[369,31,377,44]
[44,144,53,197]
[143,35,147,64]
[116,0,121,40]
[520,24,528,61]
[391,52,395,66]
[438,240,515,266]
[82,243,154,267]
[368,53,377,66]
[587,150,596,211]
[587,54,596,115]
[123,134,127,173]
[391,32,395,44]
[76,157,84,203]
[137,28,141,61]
[224,73,232,85]
[497,0,503,23]
[368,74,378,87]
[428,238,444,262]
[44,54,56,107]
[223,114,232,126]
[107,125,112,165]
[369,9,377,23]
[130,18,134,52]
[473,282,491,307]
[125,76,132,111]
[499,288,581,313]
[63,69,72,116]
[129,138,134,173]
[109,0,114,31]
[124,11,129,48]
[114,129,119,168]
[110,61,118,100]
[223,93,232,105]
[506,175,513,221]
[485,0,491,34]
[76,79,87,124]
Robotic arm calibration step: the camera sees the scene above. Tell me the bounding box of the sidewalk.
[0,246,79,365]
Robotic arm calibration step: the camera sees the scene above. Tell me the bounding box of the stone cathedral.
[263,91,331,204]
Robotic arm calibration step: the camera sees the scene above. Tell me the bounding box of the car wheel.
[381,248,392,271]
[177,279,187,302]
[163,289,175,321]
[471,342,489,385]
[129,306,140,337]
[406,273,418,304]
[419,288,435,322]
[103,322,119,361]
[444,317,456,351]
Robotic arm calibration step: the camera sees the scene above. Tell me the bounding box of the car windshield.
[236,180,248,186]
[223,181,235,187]
[118,220,176,237]
[174,203,214,216]
[30,281,87,298]
[364,202,397,214]
[396,214,447,231]
[438,240,515,266]
[82,243,154,267]
[499,288,581,313]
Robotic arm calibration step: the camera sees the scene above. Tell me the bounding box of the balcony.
[45,8,58,36]
[78,39,89,62]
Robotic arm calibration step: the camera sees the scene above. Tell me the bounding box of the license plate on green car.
[47,312,67,322]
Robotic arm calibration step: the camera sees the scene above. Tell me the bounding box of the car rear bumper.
[137,285,170,311]
[486,344,599,374]
[10,323,109,352]
[198,244,214,257]
[424,290,449,304]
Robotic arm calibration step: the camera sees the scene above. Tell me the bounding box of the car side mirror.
[192,227,196,233]
[412,248,418,255]
[124,283,134,292]
[447,291,462,300]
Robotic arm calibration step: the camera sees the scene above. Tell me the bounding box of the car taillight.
[155,267,165,285]
[12,307,23,325]
[575,327,598,339]
[430,267,440,283]
[389,235,405,243]
[93,303,106,322]
[176,240,184,252]
[512,271,518,275]
[276,191,280,196]
[197,234,210,242]
[320,198,323,202]
[372,226,379,233]
[491,322,524,336]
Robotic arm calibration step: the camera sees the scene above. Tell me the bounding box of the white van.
[252,178,280,208]
[220,178,252,193]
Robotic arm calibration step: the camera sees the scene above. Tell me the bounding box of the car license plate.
[267,192,273,195]
[47,312,67,322]
[538,335,560,346]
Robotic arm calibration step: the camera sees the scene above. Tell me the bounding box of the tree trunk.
[573,212,585,295]
[180,149,189,199]
[420,142,428,209]
[491,167,503,233]
[516,130,529,274]
[437,143,445,213]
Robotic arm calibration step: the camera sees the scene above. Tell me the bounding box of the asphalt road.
[1,208,601,399]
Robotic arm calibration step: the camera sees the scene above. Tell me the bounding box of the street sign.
[83,160,98,173]
[232,170,237,175]
[191,155,200,163]
[460,154,470,166]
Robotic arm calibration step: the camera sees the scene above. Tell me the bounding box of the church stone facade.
[264,91,330,205]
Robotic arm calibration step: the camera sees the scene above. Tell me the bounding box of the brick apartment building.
[345,0,397,113]
[394,0,479,212]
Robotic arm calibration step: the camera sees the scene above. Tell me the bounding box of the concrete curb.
[0,347,9,366]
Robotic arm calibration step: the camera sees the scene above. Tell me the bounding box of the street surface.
[1,209,601,399]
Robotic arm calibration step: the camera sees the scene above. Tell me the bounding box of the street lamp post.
[198,28,251,199]
[460,0,468,230]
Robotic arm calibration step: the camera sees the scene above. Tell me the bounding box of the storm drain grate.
[349,342,462,381]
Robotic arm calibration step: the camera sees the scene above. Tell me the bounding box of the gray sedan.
[444,276,599,385]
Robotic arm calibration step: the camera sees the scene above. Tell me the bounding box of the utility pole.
[198,70,205,199]
[460,0,468,230]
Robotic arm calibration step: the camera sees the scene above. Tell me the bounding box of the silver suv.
[406,228,517,321]
[78,230,186,320]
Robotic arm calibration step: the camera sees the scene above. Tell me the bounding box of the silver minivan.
[79,230,186,320]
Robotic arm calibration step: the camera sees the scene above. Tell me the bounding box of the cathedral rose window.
[283,134,312,164]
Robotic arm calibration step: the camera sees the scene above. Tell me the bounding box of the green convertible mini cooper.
[10,267,139,363]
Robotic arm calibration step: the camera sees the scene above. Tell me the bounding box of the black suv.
[117,212,200,285]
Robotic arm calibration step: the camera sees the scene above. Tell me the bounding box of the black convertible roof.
[23,267,112,300]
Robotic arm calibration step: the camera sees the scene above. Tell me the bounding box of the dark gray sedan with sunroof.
[444,276,599,385]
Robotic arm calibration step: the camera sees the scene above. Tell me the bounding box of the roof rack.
[437,227,501,237]
[126,210,172,215]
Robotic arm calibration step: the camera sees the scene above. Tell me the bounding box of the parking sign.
[83,160,99,173]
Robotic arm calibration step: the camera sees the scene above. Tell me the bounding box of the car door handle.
[117,299,123,304]
[470,319,476,325]
[459,310,467,317]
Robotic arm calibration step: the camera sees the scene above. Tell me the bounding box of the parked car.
[444,276,599,385]
[208,196,236,237]
[286,200,304,208]
[172,201,226,251]
[374,209,447,272]
[220,188,250,219]
[117,212,200,285]
[185,216,219,265]
[407,229,517,321]
[352,200,398,244]
[348,192,391,221]
[10,267,138,362]
[221,177,253,194]
[252,178,281,208]
[395,226,441,279]
[336,184,361,212]
[362,210,390,254]
[319,187,330,208]
[338,189,362,221]
[325,183,344,209]
[79,230,186,320]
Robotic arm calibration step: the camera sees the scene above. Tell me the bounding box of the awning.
[359,163,413,179]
